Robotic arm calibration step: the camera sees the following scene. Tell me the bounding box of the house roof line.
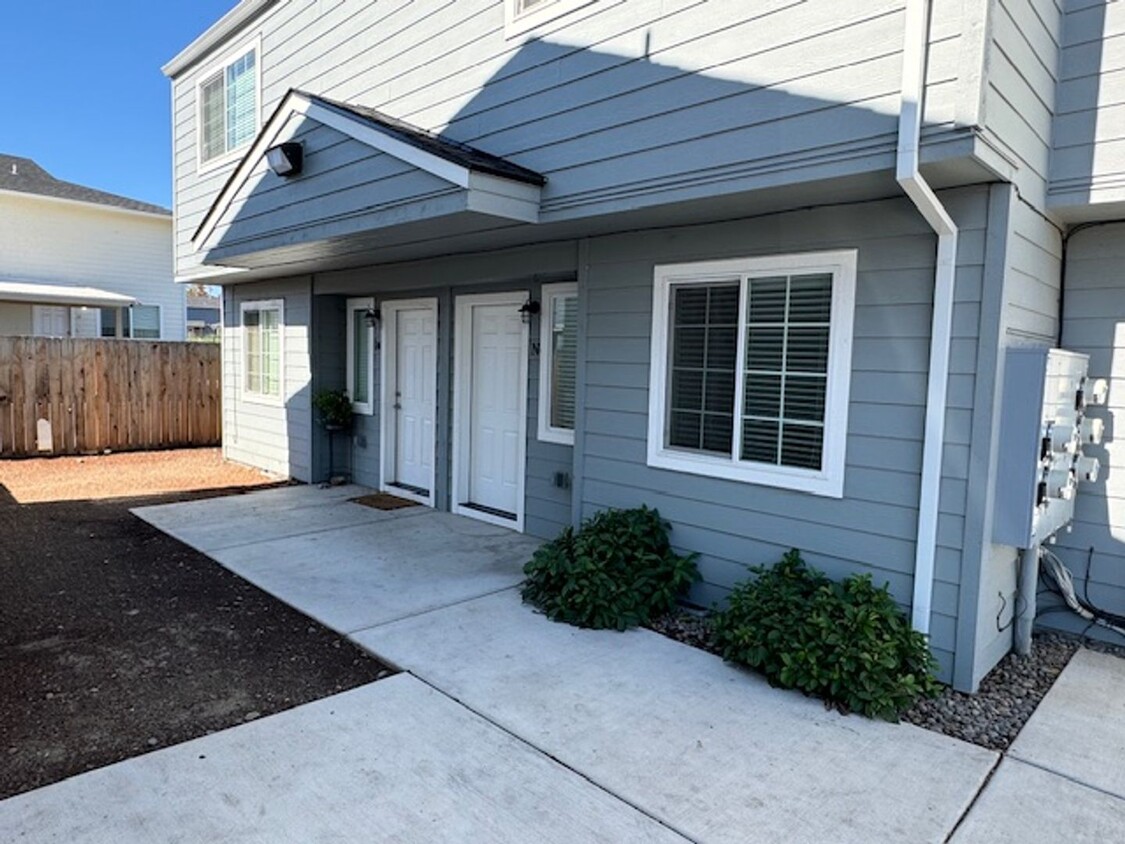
[0,155,171,217]
[163,0,279,78]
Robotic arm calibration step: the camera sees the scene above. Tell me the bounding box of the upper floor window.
[198,44,259,170]
[505,0,595,38]
[647,251,857,498]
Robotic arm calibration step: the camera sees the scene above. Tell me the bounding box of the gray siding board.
[171,0,981,275]
[576,189,990,675]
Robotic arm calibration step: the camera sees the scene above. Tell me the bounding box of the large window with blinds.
[99,305,161,340]
[241,299,283,403]
[647,251,857,498]
[197,43,259,169]
[346,298,375,415]
[538,283,578,445]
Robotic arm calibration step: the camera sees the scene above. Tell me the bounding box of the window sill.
[538,426,575,446]
[352,402,374,417]
[646,447,843,499]
[198,143,251,177]
[240,391,285,408]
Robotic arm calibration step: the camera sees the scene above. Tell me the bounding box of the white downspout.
[897,0,959,634]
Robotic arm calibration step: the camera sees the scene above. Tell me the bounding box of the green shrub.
[521,506,699,630]
[713,550,941,720]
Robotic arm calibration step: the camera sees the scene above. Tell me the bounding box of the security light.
[266,142,304,177]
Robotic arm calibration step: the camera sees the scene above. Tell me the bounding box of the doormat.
[351,492,420,511]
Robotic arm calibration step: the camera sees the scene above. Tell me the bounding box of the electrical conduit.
[897,0,960,634]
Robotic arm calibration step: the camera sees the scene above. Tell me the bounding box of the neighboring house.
[186,290,222,340]
[0,155,183,340]
[164,0,1125,691]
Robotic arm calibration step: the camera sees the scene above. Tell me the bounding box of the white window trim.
[504,0,597,38]
[195,34,263,176]
[129,304,164,341]
[346,297,375,416]
[646,250,857,499]
[538,282,578,445]
[239,298,284,406]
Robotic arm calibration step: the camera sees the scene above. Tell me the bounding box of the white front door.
[381,298,437,504]
[32,306,69,337]
[394,306,436,493]
[453,293,528,530]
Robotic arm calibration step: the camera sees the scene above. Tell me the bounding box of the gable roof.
[0,155,171,217]
[193,90,545,251]
[310,96,546,187]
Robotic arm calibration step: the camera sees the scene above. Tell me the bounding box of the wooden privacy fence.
[0,338,221,457]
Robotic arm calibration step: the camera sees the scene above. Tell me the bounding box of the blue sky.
[0,1,237,209]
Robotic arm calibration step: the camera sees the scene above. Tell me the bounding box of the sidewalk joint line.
[1005,754,1125,804]
[943,753,1002,843]
[344,586,522,635]
[405,671,700,844]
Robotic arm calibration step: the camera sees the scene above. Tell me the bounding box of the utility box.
[993,348,1107,548]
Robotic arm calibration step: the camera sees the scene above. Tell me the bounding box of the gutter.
[162,0,278,78]
[897,0,960,634]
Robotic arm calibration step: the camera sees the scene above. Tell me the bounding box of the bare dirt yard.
[0,449,394,800]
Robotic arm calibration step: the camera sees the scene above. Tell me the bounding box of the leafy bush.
[312,389,354,429]
[521,506,699,630]
[713,550,941,720]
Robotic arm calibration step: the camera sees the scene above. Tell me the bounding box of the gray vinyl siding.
[208,117,463,262]
[575,187,993,682]
[1050,222,1125,641]
[1050,0,1125,214]
[170,0,985,276]
[311,241,579,539]
[981,0,1063,211]
[310,293,348,483]
[221,277,313,481]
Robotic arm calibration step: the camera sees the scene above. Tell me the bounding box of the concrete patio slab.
[951,758,1125,843]
[1008,649,1125,798]
[0,674,686,844]
[133,484,395,552]
[135,488,541,634]
[355,590,999,844]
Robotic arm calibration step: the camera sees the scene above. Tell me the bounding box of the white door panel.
[393,306,436,493]
[468,304,523,515]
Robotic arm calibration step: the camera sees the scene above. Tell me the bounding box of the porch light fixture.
[518,298,540,324]
[363,306,381,328]
[266,141,304,177]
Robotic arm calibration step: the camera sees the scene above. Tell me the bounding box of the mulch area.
[0,454,394,800]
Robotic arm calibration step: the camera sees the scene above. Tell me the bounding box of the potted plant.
[312,388,354,431]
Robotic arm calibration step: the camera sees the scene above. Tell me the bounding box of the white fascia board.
[163,0,278,78]
[0,280,138,308]
[466,172,542,223]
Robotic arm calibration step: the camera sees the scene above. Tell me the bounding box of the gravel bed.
[647,609,1122,751]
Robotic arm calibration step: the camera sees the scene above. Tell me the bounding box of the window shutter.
[225,51,257,150]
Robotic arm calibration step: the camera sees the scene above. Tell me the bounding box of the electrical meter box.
[993,347,1107,548]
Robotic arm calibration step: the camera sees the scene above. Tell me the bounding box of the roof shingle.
[0,154,171,216]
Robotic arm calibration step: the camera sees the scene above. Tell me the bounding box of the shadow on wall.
[204,33,951,270]
[1051,1,1108,207]
[1052,222,1124,640]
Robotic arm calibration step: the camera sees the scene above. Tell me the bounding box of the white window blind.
[131,305,161,339]
[648,252,856,498]
[352,309,370,405]
[198,46,258,166]
[538,283,578,444]
[242,301,283,400]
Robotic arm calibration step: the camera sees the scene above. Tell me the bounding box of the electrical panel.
[993,348,1108,548]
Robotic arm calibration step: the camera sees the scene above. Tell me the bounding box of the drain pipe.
[897,0,960,634]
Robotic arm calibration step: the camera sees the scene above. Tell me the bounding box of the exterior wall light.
[266,142,304,177]
[518,299,540,323]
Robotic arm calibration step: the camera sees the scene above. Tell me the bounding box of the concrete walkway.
[4,485,1123,841]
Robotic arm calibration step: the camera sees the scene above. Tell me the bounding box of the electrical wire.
[1039,548,1125,639]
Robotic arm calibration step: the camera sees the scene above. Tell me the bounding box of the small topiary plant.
[713,550,941,720]
[521,506,699,630]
